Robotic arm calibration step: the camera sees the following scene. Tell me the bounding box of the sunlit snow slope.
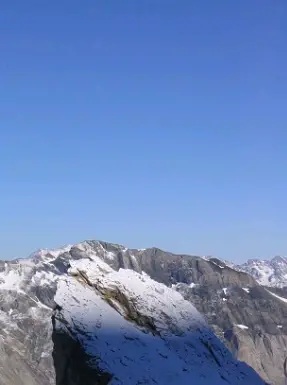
[52,242,268,385]
[0,241,268,385]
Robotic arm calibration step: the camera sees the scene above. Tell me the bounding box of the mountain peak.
[0,240,268,385]
[271,255,287,264]
[239,255,287,288]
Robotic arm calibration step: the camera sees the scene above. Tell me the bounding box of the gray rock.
[71,241,285,385]
[0,240,282,384]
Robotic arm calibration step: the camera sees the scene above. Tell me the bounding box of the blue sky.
[0,1,287,261]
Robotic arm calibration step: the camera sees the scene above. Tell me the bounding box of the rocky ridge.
[0,240,270,385]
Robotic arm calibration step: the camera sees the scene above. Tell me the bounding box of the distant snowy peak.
[271,255,287,264]
[238,256,287,288]
[202,254,287,288]
[28,244,73,262]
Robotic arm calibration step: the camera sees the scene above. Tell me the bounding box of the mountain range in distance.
[0,240,286,385]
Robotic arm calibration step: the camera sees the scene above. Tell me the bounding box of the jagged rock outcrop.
[51,251,267,385]
[68,241,287,385]
[52,307,112,385]
[0,240,269,385]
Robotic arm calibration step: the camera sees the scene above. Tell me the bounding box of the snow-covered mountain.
[0,241,268,385]
[203,254,287,288]
[238,256,287,288]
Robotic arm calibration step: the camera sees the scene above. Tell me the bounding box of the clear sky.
[0,1,287,262]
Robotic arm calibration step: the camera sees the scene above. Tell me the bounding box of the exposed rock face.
[52,308,112,385]
[0,260,54,385]
[68,241,287,385]
[174,282,287,385]
[51,248,267,385]
[0,240,269,385]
